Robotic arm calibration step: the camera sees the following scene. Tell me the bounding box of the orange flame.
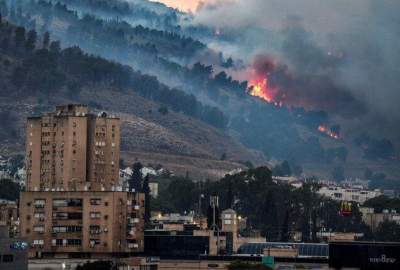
[249,76,281,106]
[318,125,340,140]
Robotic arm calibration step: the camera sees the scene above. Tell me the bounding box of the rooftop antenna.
[210,195,220,255]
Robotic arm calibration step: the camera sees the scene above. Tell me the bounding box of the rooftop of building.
[28,104,119,120]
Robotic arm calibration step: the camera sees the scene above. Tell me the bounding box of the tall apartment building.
[20,105,145,258]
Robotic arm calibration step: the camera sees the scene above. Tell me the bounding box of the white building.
[318,186,382,204]
[149,182,159,198]
[151,213,194,224]
[360,207,400,231]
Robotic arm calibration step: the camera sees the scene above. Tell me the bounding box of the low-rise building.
[360,207,400,231]
[0,200,18,237]
[20,191,144,258]
[0,225,28,270]
[318,185,381,204]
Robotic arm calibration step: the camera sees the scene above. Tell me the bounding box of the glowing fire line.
[318,125,340,140]
[249,77,282,107]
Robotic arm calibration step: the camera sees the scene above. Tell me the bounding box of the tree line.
[0,18,228,128]
[152,166,366,242]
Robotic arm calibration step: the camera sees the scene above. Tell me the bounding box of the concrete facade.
[0,199,18,236]
[318,186,381,204]
[20,105,145,258]
[25,104,120,192]
[20,191,144,257]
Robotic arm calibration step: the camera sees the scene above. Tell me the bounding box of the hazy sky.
[151,0,202,11]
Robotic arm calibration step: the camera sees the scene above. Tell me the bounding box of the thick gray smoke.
[189,0,400,140]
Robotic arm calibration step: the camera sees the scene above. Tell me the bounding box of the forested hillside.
[0,19,263,179]
[0,0,399,182]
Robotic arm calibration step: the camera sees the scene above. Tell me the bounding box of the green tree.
[49,40,60,54]
[142,174,151,228]
[374,221,400,242]
[0,179,21,201]
[14,26,25,49]
[129,162,143,192]
[364,196,400,213]
[272,160,291,176]
[42,31,50,49]
[158,106,168,115]
[25,29,37,52]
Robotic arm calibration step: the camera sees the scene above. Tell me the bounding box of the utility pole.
[198,193,204,227]
[210,196,220,255]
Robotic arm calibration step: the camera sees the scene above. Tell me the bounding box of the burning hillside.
[248,55,284,106]
[318,125,340,140]
[247,54,365,117]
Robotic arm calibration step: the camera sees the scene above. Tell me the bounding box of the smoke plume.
[187,0,400,139]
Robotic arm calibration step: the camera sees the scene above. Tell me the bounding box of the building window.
[334,193,342,198]
[34,212,45,219]
[90,198,101,205]
[2,254,14,263]
[33,225,45,233]
[34,199,46,208]
[33,239,44,246]
[53,199,82,207]
[89,225,101,235]
[53,226,82,233]
[224,220,232,225]
[53,212,82,220]
[90,239,101,247]
[52,239,64,246]
[90,212,101,219]
[67,239,82,246]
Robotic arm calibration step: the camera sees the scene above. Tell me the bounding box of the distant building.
[20,105,145,258]
[360,207,400,231]
[221,209,239,253]
[146,208,262,256]
[149,182,159,198]
[318,185,382,204]
[0,200,18,237]
[120,167,160,198]
[152,212,195,225]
